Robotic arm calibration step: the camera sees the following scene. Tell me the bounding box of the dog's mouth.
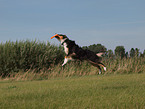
[51,34,68,41]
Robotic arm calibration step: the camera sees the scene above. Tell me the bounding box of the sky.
[0,0,145,52]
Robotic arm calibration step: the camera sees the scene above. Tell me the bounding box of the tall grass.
[103,57,145,74]
[0,40,145,80]
[2,57,145,81]
[0,40,64,77]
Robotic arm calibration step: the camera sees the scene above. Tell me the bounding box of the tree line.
[83,44,145,59]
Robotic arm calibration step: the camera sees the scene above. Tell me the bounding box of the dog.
[51,34,106,74]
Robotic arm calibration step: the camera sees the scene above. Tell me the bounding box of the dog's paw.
[62,63,65,66]
[104,67,106,71]
[99,70,102,75]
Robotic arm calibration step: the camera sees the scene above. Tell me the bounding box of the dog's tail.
[96,53,104,57]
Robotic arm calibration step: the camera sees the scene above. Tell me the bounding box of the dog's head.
[51,34,68,41]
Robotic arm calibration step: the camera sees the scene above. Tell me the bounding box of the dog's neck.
[61,38,68,45]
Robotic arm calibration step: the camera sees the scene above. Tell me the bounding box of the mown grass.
[0,73,145,109]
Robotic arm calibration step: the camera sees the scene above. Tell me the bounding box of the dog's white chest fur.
[61,38,69,55]
[63,42,69,55]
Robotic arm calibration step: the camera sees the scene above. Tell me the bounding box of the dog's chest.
[63,42,69,55]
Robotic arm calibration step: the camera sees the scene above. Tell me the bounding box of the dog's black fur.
[64,39,100,61]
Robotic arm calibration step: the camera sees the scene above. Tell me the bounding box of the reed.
[0,40,64,77]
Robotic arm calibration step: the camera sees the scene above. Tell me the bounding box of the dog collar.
[61,38,68,45]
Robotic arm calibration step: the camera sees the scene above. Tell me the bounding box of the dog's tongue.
[51,34,59,39]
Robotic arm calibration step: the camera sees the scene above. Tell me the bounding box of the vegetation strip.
[0,40,145,79]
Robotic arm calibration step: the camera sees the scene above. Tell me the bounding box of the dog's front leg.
[62,56,70,66]
[62,56,73,66]
[62,57,68,66]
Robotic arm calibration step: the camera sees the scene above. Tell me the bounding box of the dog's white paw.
[99,70,102,75]
[104,67,107,71]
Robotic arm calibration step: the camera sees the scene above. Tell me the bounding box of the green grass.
[0,74,145,109]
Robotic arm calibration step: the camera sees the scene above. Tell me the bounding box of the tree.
[115,46,125,59]
[125,52,129,58]
[135,48,140,57]
[140,49,145,57]
[82,44,107,53]
[107,49,114,58]
[130,48,135,58]
[143,50,145,56]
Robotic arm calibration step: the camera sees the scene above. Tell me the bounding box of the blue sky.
[0,0,145,52]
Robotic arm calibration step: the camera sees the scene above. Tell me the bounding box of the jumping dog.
[51,34,106,74]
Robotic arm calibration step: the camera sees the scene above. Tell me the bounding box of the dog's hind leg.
[94,64,102,74]
[88,61,102,74]
[96,65,102,74]
[98,62,106,71]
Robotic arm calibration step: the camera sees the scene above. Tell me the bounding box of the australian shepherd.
[51,34,106,74]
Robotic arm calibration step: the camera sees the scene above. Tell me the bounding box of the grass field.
[0,73,145,109]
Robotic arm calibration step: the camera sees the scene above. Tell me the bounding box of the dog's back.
[84,49,100,62]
